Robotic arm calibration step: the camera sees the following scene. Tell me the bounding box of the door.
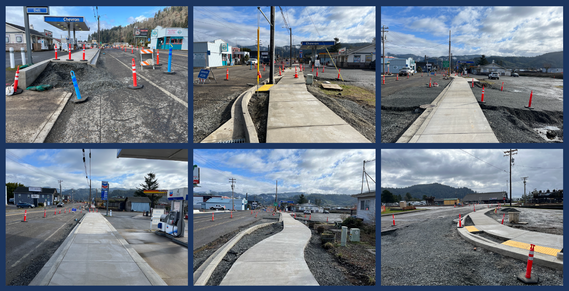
[33,198,38,207]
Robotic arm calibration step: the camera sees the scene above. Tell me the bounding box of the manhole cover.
[420,104,436,109]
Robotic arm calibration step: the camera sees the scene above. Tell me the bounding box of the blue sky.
[382,149,563,197]
[5,149,188,191]
[194,149,376,195]
[194,6,375,47]
[6,6,168,41]
[381,6,563,57]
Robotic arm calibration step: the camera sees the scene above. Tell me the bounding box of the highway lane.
[5,202,84,285]
[193,210,275,250]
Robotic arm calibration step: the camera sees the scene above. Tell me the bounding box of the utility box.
[399,201,407,208]
[349,228,360,242]
[306,74,314,85]
[509,212,520,223]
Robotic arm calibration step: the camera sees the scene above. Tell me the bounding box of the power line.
[458,149,507,172]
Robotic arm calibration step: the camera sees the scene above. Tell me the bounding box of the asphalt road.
[42,48,188,143]
[193,210,275,250]
[5,202,84,285]
[5,49,83,69]
[381,206,474,231]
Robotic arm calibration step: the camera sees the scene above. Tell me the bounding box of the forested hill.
[381,183,476,200]
[87,6,188,45]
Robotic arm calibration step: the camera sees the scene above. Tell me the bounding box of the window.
[18,194,21,197]
[16,35,23,43]
[6,35,9,43]
[360,200,370,210]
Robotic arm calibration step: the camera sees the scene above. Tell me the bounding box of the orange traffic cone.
[294,67,298,78]
[23,209,28,222]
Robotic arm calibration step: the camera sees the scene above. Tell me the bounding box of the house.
[13,187,58,206]
[193,39,233,67]
[125,196,151,212]
[297,202,323,213]
[204,197,247,211]
[6,22,55,52]
[380,58,390,74]
[388,58,416,73]
[335,42,375,68]
[476,60,511,76]
[352,191,375,224]
[541,68,563,73]
[462,191,508,204]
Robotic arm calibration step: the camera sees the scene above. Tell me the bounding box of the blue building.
[13,187,58,206]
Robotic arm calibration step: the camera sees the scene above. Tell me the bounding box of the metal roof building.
[462,191,508,204]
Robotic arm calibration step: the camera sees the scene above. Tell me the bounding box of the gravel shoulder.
[381,217,563,286]
[484,207,563,235]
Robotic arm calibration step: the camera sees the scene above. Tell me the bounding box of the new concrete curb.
[396,77,454,143]
[193,221,278,285]
[457,213,563,271]
[30,91,72,143]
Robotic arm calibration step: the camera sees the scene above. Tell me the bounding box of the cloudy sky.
[381,6,563,57]
[194,149,376,195]
[6,6,168,41]
[381,149,563,197]
[194,6,375,47]
[5,149,188,191]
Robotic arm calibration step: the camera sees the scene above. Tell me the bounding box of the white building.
[297,202,324,213]
[150,26,188,51]
[335,43,375,68]
[6,22,55,52]
[204,197,246,211]
[193,39,233,68]
[389,58,416,73]
[352,192,376,224]
[477,60,511,76]
[541,67,563,73]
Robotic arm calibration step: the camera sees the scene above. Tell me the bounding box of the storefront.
[193,39,233,68]
[150,26,188,51]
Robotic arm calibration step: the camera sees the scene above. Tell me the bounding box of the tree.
[404,192,413,201]
[298,194,308,204]
[329,37,341,53]
[422,195,428,201]
[134,173,161,208]
[417,66,422,73]
[381,190,395,204]
[6,182,25,199]
[478,55,489,66]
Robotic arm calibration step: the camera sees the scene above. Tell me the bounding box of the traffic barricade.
[139,48,155,71]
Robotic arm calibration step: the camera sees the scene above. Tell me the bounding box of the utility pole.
[23,7,33,64]
[289,28,292,69]
[504,149,518,206]
[381,25,388,76]
[97,7,100,47]
[448,30,451,76]
[58,180,63,202]
[521,177,528,202]
[275,180,278,212]
[229,178,236,211]
[269,6,275,84]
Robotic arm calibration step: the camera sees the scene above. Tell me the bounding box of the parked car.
[488,72,500,80]
[248,58,258,65]
[9,198,14,204]
[210,204,226,210]
[57,202,64,207]
[512,72,519,77]
[17,202,35,209]
[323,210,330,214]
[399,68,414,76]
[303,210,311,214]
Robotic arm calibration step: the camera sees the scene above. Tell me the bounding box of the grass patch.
[318,81,375,107]
[556,85,563,89]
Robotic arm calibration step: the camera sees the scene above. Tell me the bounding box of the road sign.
[101,190,108,201]
[27,7,49,14]
[273,203,277,206]
[198,69,210,80]
[443,61,449,68]
[299,50,303,58]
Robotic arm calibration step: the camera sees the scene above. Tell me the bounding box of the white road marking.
[10,222,68,268]
[108,54,188,108]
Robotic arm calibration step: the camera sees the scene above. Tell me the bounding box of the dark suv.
[17,202,35,209]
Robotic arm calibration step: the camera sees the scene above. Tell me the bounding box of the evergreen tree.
[134,173,161,207]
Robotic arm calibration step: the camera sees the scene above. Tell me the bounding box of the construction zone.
[6,46,188,143]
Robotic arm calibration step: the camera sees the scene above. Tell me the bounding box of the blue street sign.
[301,41,335,46]
[101,190,108,201]
[198,69,210,80]
[457,61,474,64]
[27,7,49,14]
[72,208,77,212]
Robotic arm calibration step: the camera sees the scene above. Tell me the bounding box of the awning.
[44,16,90,31]
[300,41,335,51]
[116,149,188,162]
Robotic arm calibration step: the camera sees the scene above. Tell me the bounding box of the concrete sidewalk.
[220,213,319,285]
[404,76,499,143]
[266,66,370,143]
[30,213,167,285]
[458,208,563,270]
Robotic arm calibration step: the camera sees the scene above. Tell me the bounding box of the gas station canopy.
[300,41,335,50]
[44,16,90,31]
[117,149,188,162]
